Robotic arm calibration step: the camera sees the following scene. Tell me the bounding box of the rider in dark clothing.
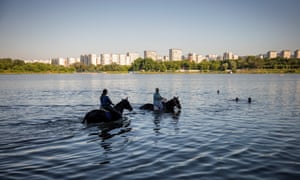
[100,89,121,116]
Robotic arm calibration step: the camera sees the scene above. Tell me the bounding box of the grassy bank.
[235,69,300,74]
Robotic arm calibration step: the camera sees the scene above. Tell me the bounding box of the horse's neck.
[114,101,124,113]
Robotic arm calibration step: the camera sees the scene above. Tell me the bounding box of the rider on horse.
[100,89,121,116]
[153,88,166,111]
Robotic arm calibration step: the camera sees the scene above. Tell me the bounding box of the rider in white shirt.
[153,88,165,111]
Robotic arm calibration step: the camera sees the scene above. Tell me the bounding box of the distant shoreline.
[1,69,299,75]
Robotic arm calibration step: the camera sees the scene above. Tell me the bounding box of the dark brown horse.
[82,98,133,124]
[139,96,181,113]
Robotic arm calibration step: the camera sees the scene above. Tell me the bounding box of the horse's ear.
[126,97,128,100]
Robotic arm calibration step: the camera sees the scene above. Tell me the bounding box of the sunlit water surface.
[0,74,299,180]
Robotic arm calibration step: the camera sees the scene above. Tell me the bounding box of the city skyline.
[0,0,300,60]
[47,48,300,67]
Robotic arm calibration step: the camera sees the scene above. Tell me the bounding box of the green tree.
[0,58,13,70]
[199,60,209,71]
[222,63,229,71]
[229,60,237,72]
[164,61,180,71]
[71,62,87,72]
[210,60,221,71]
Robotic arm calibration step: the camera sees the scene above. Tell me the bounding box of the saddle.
[100,108,112,120]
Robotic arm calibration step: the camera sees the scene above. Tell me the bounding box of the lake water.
[0,74,300,180]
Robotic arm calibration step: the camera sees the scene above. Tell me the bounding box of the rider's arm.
[107,96,114,105]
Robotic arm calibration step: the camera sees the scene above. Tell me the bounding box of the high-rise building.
[280,50,291,59]
[80,54,97,65]
[206,54,219,61]
[80,55,88,65]
[119,54,126,65]
[188,53,197,62]
[223,52,238,60]
[88,54,97,65]
[267,51,277,59]
[144,51,157,60]
[127,52,140,64]
[196,55,205,63]
[111,54,119,64]
[67,57,79,65]
[169,48,182,61]
[96,56,101,65]
[223,52,232,60]
[163,56,169,61]
[51,57,66,66]
[101,54,111,65]
[294,49,300,58]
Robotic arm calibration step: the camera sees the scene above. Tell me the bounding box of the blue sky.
[0,0,299,60]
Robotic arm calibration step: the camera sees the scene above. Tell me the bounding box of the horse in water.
[139,96,181,113]
[82,98,133,124]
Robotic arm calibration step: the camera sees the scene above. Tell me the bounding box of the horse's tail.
[81,115,87,124]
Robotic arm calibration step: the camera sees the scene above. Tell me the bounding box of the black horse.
[82,98,133,124]
[139,96,181,113]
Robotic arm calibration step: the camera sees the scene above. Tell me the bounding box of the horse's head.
[171,96,181,110]
[173,96,181,109]
[120,97,133,111]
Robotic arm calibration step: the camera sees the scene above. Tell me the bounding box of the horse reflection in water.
[139,96,181,115]
[98,117,132,140]
[152,111,181,136]
[84,116,132,164]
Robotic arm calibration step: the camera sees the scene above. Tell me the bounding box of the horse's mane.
[114,98,131,113]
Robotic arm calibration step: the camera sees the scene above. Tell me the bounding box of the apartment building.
[51,57,66,66]
[101,54,111,65]
[169,48,182,61]
[80,54,97,66]
[295,49,300,59]
[111,54,119,64]
[144,51,157,60]
[280,50,291,59]
[127,52,140,64]
[67,57,79,65]
[188,53,197,62]
[267,51,278,59]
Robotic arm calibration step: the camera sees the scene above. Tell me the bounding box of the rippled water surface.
[0,74,300,180]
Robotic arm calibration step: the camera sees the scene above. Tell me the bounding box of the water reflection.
[94,118,132,164]
[152,111,181,135]
[99,127,132,140]
[2,74,300,179]
[86,118,132,154]
[153,113,162,135]
[98,118,131,141]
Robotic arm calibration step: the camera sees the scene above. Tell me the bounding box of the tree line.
[0,58,74,73]
[129,57,300,73]
[0,57,299,73]
[0,58,130,73]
